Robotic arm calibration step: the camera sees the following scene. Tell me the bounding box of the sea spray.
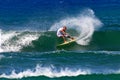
[0,64,90,79]
[0,29,2,52]
[49,9,102,45]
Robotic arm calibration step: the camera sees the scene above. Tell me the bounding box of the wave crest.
[0,64,90,79]
[0,30,40,52]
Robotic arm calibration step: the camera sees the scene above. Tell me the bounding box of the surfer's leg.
[58,36,66,43]
[62,36,67,43]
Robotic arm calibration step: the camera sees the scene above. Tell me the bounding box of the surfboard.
[57,39,76,47]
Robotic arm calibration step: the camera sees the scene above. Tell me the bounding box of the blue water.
[0,0,120,30]
[0,0,120,80]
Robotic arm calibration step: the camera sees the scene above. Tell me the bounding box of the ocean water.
[0,0,120,80]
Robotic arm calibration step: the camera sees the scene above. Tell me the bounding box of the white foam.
[0,29,2,52]
[0,64,120,79]
[16,33,39,50]
[0,65,91,79]
[1,30,40,52]
[49,9,102,45]
[1,31,20,52]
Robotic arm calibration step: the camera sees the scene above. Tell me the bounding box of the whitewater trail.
[49,9,102,45]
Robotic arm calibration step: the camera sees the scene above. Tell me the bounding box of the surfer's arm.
[60,30,74,38]
[60,30,67,36]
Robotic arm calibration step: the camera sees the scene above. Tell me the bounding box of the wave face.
[1,30,120,52]
[0,9,103,52]
[1,8,120,52]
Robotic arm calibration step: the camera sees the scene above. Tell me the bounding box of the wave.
[18,30,120,51]
[0,65,90,79]
[1,9,120,52]
[0,64,120,79]
[1,30,120,52]
[0,8,103,52]
[0,30,40,52]
[0,51,120,79]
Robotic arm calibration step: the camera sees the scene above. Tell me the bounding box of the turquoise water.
[0,51,120,79]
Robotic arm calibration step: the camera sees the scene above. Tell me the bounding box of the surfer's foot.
[64,41,67,43]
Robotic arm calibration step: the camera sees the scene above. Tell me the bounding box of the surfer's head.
[63,26,67,31]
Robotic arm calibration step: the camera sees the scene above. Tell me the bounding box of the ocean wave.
[0,51,120,79]
[0,64,90,79]
[1,30,120,52]
[0,30,40,52]
[0,9,120,52]
[0,64,120,79]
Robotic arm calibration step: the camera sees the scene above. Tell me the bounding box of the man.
[57,26,74,43]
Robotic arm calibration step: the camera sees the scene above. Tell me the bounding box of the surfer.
[57,26,74,43]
